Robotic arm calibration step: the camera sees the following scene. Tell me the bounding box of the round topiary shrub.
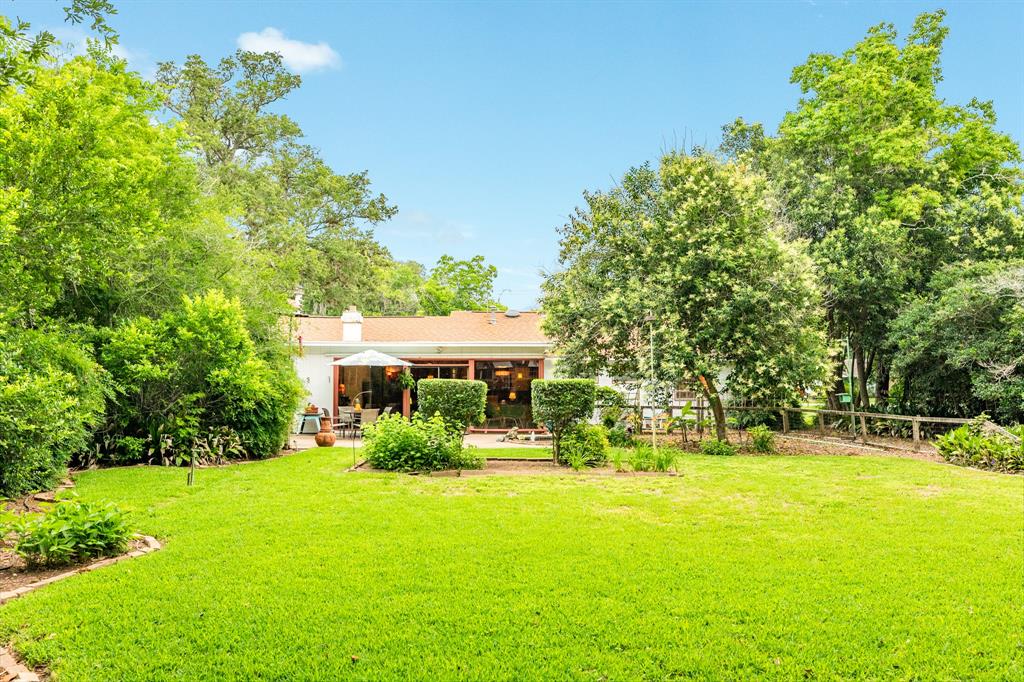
[531,379,597,464]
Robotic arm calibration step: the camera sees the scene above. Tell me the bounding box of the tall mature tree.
[420,255,502,316]
[542,153,829,441]
[155,51,409,316]
[890,260,1024,423]
[765,10,1023,409]
[0,55,255,327]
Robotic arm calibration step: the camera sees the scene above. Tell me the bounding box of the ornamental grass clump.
[6,498,134,567]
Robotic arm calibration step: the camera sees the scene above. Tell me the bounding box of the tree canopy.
[542,153,829,440]
[757,10,1023,410]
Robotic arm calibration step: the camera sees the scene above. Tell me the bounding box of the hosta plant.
[7,498,134,567]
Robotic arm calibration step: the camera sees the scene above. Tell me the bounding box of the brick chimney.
[341,305,363,341]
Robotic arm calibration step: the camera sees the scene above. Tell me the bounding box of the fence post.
[912,419,920,450]
[781,409,790,434]
[859,415,868,444]
[818,412,825,434]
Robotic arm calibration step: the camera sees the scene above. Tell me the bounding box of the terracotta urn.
[314,417,336,447]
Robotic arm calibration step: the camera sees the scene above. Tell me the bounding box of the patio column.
[332,363,340,417]
[402,388,411,418]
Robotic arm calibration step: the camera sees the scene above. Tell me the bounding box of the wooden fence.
[722,405,1016,451]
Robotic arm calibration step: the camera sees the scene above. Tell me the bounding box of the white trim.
[302,341,550,348]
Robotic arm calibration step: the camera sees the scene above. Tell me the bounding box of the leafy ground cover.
[0,449,1020,680]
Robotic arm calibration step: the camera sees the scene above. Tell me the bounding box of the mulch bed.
[0,537,152,594]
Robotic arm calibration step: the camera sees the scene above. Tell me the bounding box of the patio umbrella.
[331,350,411,464]
[330,350,411,367]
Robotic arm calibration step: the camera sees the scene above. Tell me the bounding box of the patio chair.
[334,407,355,437]
[357,408,380,437]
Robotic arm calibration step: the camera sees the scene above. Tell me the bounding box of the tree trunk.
[876,359,891,407]
[854,344,870,410]
[698,375,727,442]
[551,429,559,464]
[824,307,844,410]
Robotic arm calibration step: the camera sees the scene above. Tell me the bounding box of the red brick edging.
[0,535,162,681]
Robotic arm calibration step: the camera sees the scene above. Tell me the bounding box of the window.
[474,360,540,428]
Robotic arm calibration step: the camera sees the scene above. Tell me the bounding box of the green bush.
[700,438,737,456]
[363,412,481,472]
[99,291,301,465]
[7,498,134,567]
[416,379,487,432]
[732,409,782,430]
[595,385,626,428]
[532,379,597,462]
[559,423,609,468]
[748,425,776,453]
[0,327,106,496]
[935,420,1023,473]
[606,425,632,447]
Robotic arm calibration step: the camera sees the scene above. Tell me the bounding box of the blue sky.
[14,0,1024,309]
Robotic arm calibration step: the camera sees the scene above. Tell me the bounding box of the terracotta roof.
[293,311,548,344]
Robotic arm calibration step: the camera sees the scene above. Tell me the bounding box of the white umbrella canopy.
[330,350,411,367]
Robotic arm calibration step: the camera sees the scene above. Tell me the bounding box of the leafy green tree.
[1,1,117,91]
[420,255,501,315]
[766,11,1023,409]
[542,153,829,441]
[0,56,219,326]
[155,51,407,316]
[890,261,1024,423]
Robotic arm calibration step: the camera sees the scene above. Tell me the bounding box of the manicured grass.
[1,450,1021,680]
[472,446,551,459]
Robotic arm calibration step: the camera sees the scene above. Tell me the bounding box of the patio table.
[296,412,322,434]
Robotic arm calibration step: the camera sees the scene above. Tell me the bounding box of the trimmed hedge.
[532,379,597,464]
[416,379,487,432]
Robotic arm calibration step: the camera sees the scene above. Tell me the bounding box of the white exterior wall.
[292,341,557,415]
[293,351,334,411]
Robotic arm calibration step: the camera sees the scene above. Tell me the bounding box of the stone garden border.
[0,535,162,681]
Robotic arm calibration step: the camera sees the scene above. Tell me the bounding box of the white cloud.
[236,27,340,73]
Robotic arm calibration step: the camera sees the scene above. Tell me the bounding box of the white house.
[290,307,556,431]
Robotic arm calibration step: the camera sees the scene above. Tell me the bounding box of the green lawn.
[472,446,551,459]
[1,450,1021,680]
